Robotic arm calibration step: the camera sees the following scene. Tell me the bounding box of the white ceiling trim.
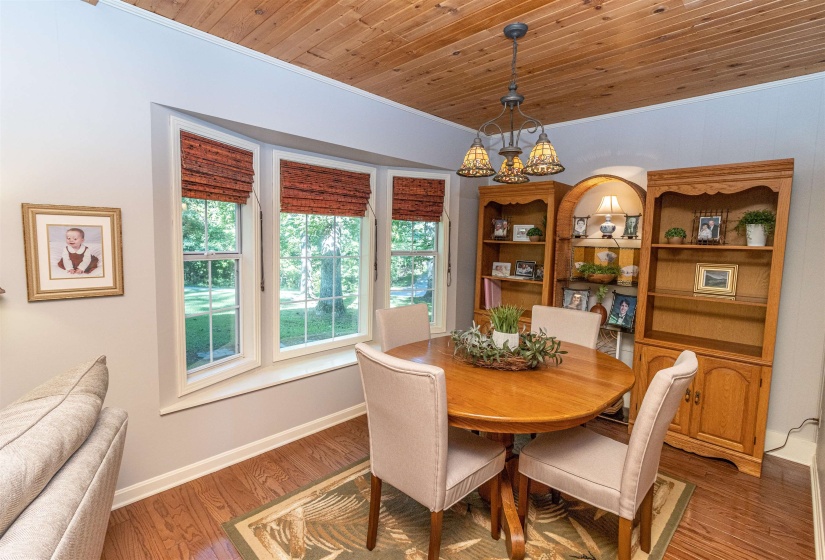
[98,0,475,135]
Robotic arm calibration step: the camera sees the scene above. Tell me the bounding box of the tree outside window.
[390,220,437,321]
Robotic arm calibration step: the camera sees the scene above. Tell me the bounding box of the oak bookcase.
[628,159,793,477]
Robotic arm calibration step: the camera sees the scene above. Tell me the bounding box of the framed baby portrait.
[22,204,124,301]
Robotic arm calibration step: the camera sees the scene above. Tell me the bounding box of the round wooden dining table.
[386,335,635,560]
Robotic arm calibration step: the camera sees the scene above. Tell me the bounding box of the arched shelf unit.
[553,175,646,307]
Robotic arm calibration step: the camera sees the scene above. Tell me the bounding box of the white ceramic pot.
[491,330,520,349]
[746,223,767,246]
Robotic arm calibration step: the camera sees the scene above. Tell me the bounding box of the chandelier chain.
[510,36,519,89]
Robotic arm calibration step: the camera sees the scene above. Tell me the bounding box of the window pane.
[391,220,412,252]
[280,302,306,348]
[182,198,206,253]
[413,293,434,321]
[336,297,359,337]
[413,256,435,291]
[183,261,209,315]
[185,315,211,370]
[338,217,361,256]
[279,258,305,302]
[340,257,359,297]
[307,299,334,342]
[212,309,239,360]
[307,215,334,257]
[412,221,437,251]
[307,257,324,300]
[390,256,413,293]
[211,260,238,310]
[280,213,305,257]
[207,201,238,252]
[389,294,413,308]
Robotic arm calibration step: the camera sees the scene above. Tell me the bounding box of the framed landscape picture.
[694,263,737,297]
[22,204,124,301]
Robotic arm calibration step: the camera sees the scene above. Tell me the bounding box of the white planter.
[491,330,520,349]
[746,223,767,246]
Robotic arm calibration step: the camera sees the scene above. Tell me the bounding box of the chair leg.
[428,511,443,560]
[618,517,633,560]
[490,471,501,540]
[517,472,530,534]
[640,485,654,553]
[367,475,382,550]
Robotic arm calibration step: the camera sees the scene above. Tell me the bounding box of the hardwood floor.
[102,415,816,559]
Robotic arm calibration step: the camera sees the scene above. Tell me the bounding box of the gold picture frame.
[694,263,737,297]
[22,204,124,301]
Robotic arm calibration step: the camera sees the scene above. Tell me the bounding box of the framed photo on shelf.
[491,218,509,240]
[622,214,641,238]
[606,293,637,330]
[491,262,511,277]
[534,264,545,281]
[693,211,727,244]
[573,216,589,238]
[514,260,536,278]
[22,203,124,302]
[694,263,738,297]
[562,287,590,311]
[512,224,533,242]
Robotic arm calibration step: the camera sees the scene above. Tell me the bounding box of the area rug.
[223,457,694,560]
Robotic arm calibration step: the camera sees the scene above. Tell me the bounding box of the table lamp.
[594,195,623,238]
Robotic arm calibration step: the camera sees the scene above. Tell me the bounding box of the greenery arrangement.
[488,304,525,334]
[664,227,687,239]
[576,262,621,276]
[595,284,609,304]
[451,323,567,370]
[735,209,776,237]
[526,226,543,237]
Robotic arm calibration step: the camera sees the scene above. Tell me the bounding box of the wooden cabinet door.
[637,345,692,435]
[688,357,762,454]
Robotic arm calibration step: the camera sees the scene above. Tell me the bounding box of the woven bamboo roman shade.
[392,177,446,222]
[180,131,254,204]
[280,160,372,217]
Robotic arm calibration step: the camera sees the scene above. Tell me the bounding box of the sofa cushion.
[0,356,108,537]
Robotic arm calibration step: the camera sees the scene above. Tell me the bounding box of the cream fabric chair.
[355,343,506,559]
[517,350,698,560]
[374,303,431,351]
[531,305,601,349]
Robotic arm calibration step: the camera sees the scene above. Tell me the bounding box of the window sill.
[160,343,378,415]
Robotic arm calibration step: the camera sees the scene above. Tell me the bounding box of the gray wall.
[542,74,825,452]
[0,0,476,491]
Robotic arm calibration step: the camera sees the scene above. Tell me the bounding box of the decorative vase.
[745,224,767,246]
[491,330,520,349]
[529,235,541,242]
[586,273,617,284]
[590,303,608,325]
[667,237,684,244]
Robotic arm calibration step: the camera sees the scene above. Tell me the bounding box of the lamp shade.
[493,156,529,184]
[524,133,565,175]
[594,195,624,215]
[456,138,496,177]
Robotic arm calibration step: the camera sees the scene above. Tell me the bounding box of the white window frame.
[273,151,375,361]
[170,116,261,397]
[385,170,450,334]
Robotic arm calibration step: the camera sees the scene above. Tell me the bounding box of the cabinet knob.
[684,388,691,403]
[694,391,701,405]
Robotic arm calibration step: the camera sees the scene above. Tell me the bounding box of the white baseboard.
[764,429,816,466]
[112,403,366,509]
[812,453,824,560]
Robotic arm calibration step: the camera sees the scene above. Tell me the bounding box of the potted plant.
[590,285,609,325]
[488,304,524,348]
[526,226,543,242]
[451,323,567,370]
[664,227,687,244]
[735,209,775,246]
[576,262,621,284]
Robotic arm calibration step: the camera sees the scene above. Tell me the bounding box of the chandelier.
[456,23,564,184]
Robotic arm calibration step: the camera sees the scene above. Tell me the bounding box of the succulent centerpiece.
[451,322,567,371]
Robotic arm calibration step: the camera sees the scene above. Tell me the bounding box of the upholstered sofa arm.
[0,408,128,560]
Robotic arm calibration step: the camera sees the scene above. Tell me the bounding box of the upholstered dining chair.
[531,305,601,349]
[355,343,506,559]
[374,303,431,351]
[517,350,698,560]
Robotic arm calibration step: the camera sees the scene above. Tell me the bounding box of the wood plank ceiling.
[124,0,825,127]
